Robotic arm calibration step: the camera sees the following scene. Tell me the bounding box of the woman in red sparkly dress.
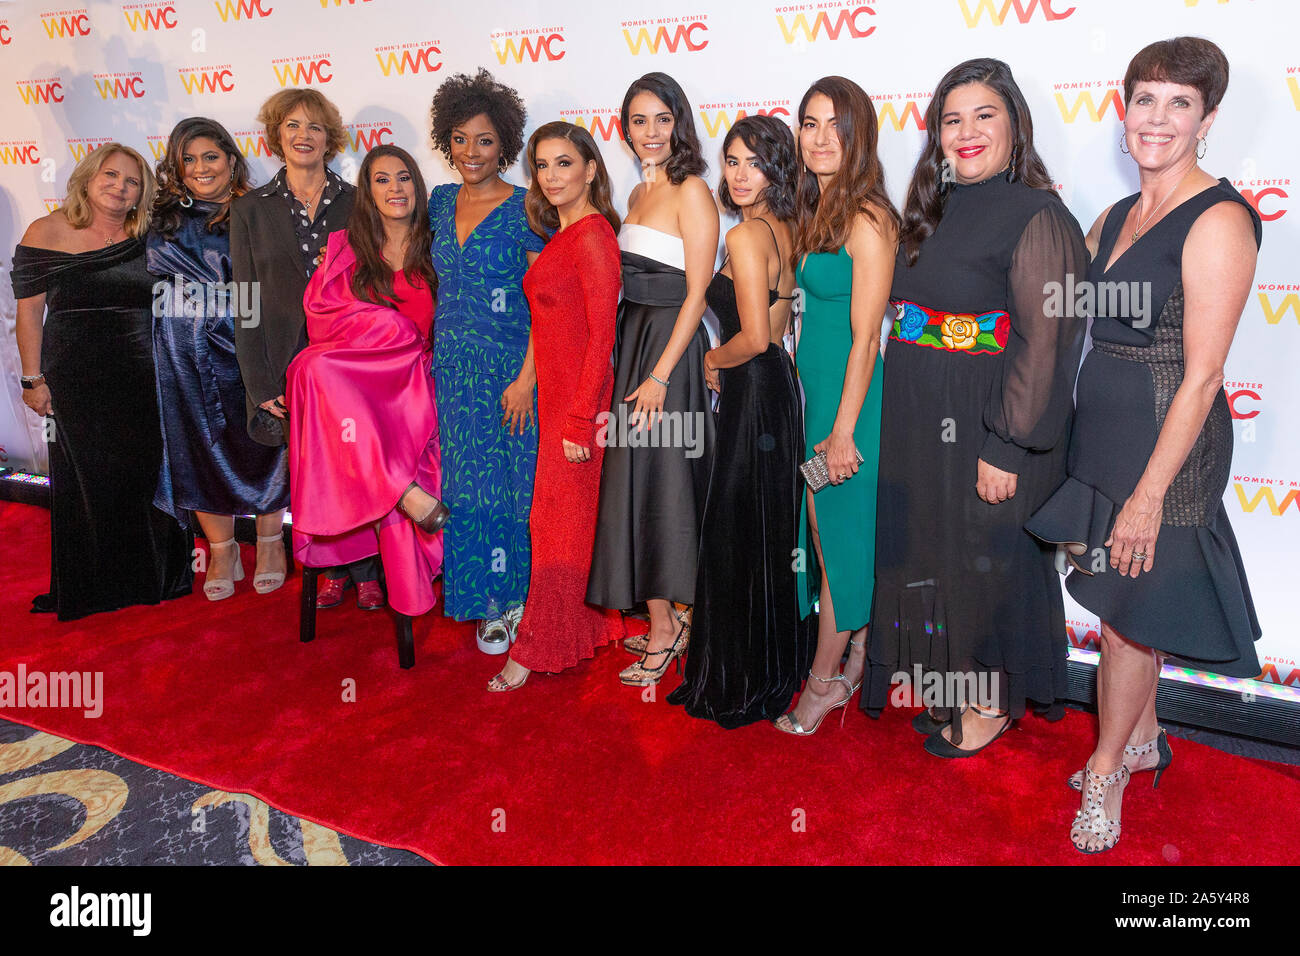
[488,122,624,690]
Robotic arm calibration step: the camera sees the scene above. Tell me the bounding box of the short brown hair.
[256,87,347,164]
[1123,37,1229,115]
[63,143,155,238]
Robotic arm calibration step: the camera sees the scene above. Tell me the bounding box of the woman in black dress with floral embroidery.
[863,59,1088,757]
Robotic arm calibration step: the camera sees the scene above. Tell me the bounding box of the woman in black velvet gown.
[13,144,192,620]
[863,60,1088,756]
[667,116,811,727]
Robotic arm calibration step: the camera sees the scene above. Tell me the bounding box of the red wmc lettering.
[95,76,146,99]
[1258,663,1300,687]
[18,82,65,105]
[346,126,393,151]
[42,13,92,37]
[958,0,1075,27]
[0,145,41,165]
[375,46,441,76]
[0,24,12,44]
[272,58,333,86]
[124,6,177,30]
[571,115,622,142]
[624,22,708,54]
[180,69,235,94]
[1240,187,1287,222]
[1226,389,1260,419]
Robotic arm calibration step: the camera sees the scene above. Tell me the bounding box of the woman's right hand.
[23,383,52,417]
[703,350,720,393]
[259,395,287,420]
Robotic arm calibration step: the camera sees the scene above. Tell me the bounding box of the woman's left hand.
[500,377,535,435]
[703,352,720,393]
[625,377,667,430]
[976,458,1018,504]
[562,438,590,463]
[814,430,859,485]
[1106,490,1162,578]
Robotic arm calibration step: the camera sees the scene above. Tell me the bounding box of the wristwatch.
[20,374,45,390]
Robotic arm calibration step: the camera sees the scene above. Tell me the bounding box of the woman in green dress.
[775,77,899,735]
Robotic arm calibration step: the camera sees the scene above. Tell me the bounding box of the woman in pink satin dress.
[287,145,448,616]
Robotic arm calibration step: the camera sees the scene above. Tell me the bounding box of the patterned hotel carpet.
[0,718,429,866]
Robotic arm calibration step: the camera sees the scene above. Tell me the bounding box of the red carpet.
[1,499,1296,865]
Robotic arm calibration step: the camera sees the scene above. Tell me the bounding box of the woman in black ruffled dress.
[13,144,192,620]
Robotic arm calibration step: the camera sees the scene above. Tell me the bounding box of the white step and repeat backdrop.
[0,0,1296,692]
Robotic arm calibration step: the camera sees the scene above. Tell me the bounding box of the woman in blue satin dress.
[148,117,289,601]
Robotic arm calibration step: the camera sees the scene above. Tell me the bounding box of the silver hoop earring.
[1119,134,1130,155]
[179,188,193,208]
[1197,137,1207,160]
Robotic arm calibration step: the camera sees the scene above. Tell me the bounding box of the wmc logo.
[1233,478,1300,516]
[94,72,146,100]
[1054,85,1125,123]
[1235,180,1289,222]
[272,55,333,86]
[123,3,177,30]
[957,0,1074,27]
[374,42,442,76]
[775,3,875,43]
[1225,381,1263,421]
[1256,285,1300,326]
[16,79,65,105]
[344,122,393,152]
[233,129,272,158]
[0,141,41,165]
[67,138,112,162]
[178,66,235,94]
[560,110,623,142]
[622,16,709,54]
[492,29,565,64]
[1259,660,1300,688]
[214,0,273,21]
[698,102,791,138]
[42,10,91,37]
[874,94,930,131]
[146,135,169,161]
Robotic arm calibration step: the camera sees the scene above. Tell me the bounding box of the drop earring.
[1196,136,1207,160]
[1119,134,1130,155]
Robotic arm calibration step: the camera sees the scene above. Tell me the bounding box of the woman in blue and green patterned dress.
[429,70,545,653]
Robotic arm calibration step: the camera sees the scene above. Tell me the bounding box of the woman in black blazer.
[231,88,379,608]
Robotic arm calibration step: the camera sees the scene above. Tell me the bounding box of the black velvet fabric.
[11,239,193,620]
[667,272,811,727]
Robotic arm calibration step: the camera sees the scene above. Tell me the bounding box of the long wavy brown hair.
[900,58,1057,265]
[793,76,899,263]
[524,122,621,238]
[346,145,436,307]
[152,117,250,238]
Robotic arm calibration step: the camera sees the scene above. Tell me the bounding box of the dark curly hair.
[718,115,797,220]
[620,72,707,185]
[430,68,527,171]
[152,116,251,239]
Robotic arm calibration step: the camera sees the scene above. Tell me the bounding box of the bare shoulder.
[725,217,769,251]
[1186,198,1255,246]
[846,204,897,258]
[19,211,69,250]
[627,181,646,211]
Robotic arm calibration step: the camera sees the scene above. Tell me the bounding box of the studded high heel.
[619,617,689,687]
[1067,728,1172,791]
[1071,760,1130,853]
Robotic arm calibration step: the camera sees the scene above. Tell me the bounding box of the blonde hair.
[257,88,347,164]
[62,143,156,238]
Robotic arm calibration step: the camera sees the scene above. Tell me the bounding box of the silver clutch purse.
[800,447,865,494]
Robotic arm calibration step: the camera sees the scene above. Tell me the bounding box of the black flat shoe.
[923,713,1012,759]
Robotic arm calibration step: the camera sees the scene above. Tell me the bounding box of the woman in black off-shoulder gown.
[12,239,193,620]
